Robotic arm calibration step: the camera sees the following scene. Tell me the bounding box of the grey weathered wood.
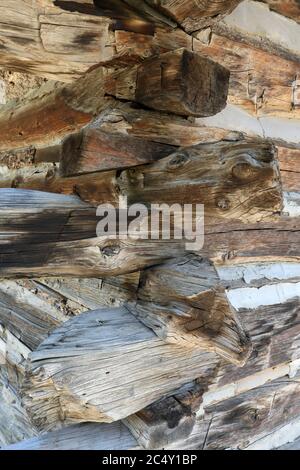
[168,374,300,450]
[128,255,252,365]
[23,307,218,429]
[40,274,140,310]
[5,422,139,450]
[0,369,37,448]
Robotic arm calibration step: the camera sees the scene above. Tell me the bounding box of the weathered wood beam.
[0,189,185,278]
[0,49,229,152]
[104,48,230,117]
[0,66,114,151]
[193,32,300,119]
[58,106,243,175]
[277,147,300,193]
[0,167,119,206]
[203,217,300,265]
[128,255,252,365]
[5,422,139,450]
[60,129,176,175]
[261,0,300,23]
[0,281,70,351]
[145,0,243,33]
[124,385,201,449]
[23,307,218,429]
[120,139,282,224]
[0,1,201,81]
[40,273,140,310]
[172,373,300,450]
[1,140,282,224]
[0,188,296,278]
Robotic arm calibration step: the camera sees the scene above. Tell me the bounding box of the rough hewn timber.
[104,48,230,117]
[128,255,252,365]
[193,32,300,119]
[0,66,114,151]
[145,0,243,32]
[40,274,140,309]
[60,130,176,175]
[23,307,218,429]
[0,1,193,81]
[277,147,300,192]
[170,374,300,450]
[1,140,282,223]
[119,139,282,224]
[0,189,185,278]
[5,422,139,450]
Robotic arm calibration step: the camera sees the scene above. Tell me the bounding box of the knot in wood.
[168,153,189,169]
[216,197,230,211]
[101,245,121,257]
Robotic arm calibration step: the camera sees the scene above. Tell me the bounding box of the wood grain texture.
[128,255,252,365]
[60,129,176,176]
[278,147,300,192]
[0,189,185,278]
[5,422,139,450]
[0,369,37,447]
[23,307,218,429]
[105,48,230,117]
[171,374,300,450]
[0,66,114,151]
[119,139,282,224]
[193,32,300,119]
[146,0,243,32]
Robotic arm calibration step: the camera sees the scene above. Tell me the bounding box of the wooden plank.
[129,255,252,365]
[23,307,218,429]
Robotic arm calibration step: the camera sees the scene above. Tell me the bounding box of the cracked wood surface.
[23,306,218,429]
[128,255,252,365]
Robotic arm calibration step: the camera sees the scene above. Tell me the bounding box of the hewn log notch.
[128,255,252,365]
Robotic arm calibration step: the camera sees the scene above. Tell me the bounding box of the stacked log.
[0,0,299,451]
